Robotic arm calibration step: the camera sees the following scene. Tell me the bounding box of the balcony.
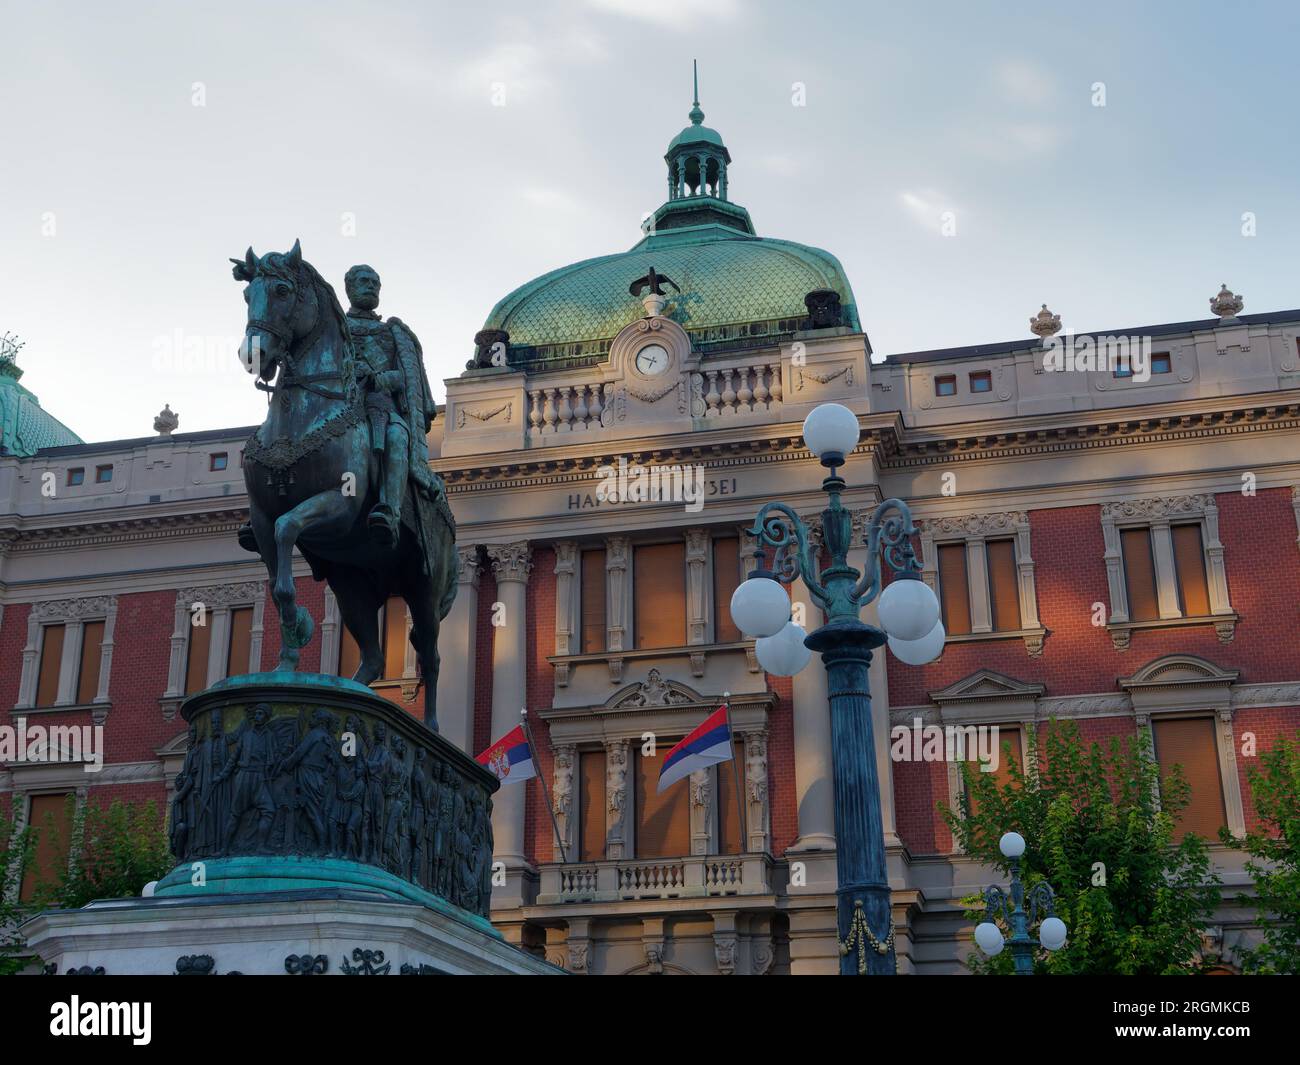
[536,853,776,905]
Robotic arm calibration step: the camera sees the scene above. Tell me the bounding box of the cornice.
[0,507,248,553]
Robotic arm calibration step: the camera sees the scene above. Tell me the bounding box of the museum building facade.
[3,96,1300,974]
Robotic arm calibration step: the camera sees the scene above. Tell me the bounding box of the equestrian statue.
[230,240,457,730]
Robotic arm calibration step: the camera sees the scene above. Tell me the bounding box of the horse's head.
[230,239,317,380]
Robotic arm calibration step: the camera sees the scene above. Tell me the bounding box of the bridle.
[248,270,356,409]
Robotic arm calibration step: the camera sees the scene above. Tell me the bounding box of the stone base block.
[21,888,562,976]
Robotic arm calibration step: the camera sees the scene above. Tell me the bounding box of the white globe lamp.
[755,622,811,676]
[999,831,1026,859]
[729,577,790,639]
[877,577,940,641]
[886,620,945,665]
[974,921,1004,956]
[802,403,860,463]
[1039,916,1068,951]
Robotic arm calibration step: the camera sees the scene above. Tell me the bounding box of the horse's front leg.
[271,489,356,669]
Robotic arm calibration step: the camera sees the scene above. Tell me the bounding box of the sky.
[1,0,1297,443]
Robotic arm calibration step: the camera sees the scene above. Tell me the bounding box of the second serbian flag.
[476,724,536,785]
[657,704,733,793]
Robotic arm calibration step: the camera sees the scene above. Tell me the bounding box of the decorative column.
[437,546,482,753]
[685,529,709,645]
[605,535,630,655]
[552,744,577,860]
[689,769,713,855]
[743,729,770,853]
[788,520,836,854]
[486,542,533,891]
[553,542,578,687]
[604,739,631,860]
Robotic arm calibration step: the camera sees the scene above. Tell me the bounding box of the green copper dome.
[0,343,83,457]
[483,226,859,368]
[481,66,860,370]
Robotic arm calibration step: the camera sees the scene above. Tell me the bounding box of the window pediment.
[928,669,1044,723]
[1119,654,1238,714]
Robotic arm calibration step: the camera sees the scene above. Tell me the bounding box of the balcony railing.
[536,853,775,905]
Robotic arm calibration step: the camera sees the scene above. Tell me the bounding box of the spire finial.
[689,59,704,125]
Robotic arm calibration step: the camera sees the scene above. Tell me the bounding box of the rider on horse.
[343,264,442,546]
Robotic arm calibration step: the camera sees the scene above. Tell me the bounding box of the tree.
[30,796,172,912]
[0,803,37,975]
[942,718,1220,974]
[1222,732,1300,974]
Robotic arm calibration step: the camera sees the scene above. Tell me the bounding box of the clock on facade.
[634,343,670,377]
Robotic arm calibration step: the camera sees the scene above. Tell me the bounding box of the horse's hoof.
[236,523,259,553]
[281,605,314,649]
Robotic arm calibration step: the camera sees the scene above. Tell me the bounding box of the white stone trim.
[918,511,1044,655]
[1101,495,1235,646]
[15,596,119,716]
[162,583,265,713]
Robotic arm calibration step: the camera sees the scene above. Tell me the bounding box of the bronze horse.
[232,240,457,730]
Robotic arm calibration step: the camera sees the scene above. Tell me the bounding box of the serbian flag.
[657,704,733,793]
[476,725,536,785]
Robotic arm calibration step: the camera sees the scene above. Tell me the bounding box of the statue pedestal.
[21,888,560,975]
[20,673,563,975]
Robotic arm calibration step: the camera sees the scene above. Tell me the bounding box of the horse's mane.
[256,251,358,401]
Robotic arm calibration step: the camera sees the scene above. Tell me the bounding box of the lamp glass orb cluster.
[974,832,1068,972]
[728,403,946,672]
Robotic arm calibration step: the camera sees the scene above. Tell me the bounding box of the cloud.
[995,60,1056,105]
[900,189,959,234]
[584,0,741,29]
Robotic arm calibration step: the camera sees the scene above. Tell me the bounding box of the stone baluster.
[542,389,557,433]
[588,383,604,427]
[573,385,589,429]
[705,370,721,417]
[736,366,753,411]
[767,363,782,404]
[720,368,736,413]
[752,364,770,408]
[556,387,573,433]
[528,391,543,435]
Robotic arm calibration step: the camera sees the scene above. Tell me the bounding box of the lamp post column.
[805,619,895,975]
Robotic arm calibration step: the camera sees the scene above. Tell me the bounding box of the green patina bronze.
[0,334,83,457]
[478,68,859,371]
[230,242,457,731]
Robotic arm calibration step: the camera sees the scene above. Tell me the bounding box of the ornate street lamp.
[730,403,945,975]
[974,831,1068,974]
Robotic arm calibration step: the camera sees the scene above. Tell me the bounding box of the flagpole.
[521,707,568,865]
[723,691,746,855]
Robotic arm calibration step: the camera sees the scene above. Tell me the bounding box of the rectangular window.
[712,536,742,643]
[209,452,229,472]
[935,374,957,397]
[35,624,65,707]
[75,620,105,704]
[226,606,254,677]
[971,726,1022,814]
[66,468,84,486]
[1171,523,1211,617]
[1121,527,1160,621]
[1114,359,1134,378]
[986,539,1022,632]
[94,465,112,484]
[969,371,992,393]
[715,739,747,854]
[633,542,686,649]
[185,618,212,695]
[382,597,407,679]
[580,548,606,654]
[1151,352,1171,375]
[578,750,606,862]
[1151,717,1227,842]
[937,544,971,635]
[635,745,690,858]
[19,793,74,902]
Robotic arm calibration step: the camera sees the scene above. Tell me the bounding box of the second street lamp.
[729,402,945,975]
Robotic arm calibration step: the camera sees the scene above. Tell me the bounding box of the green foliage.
[942,719,1220,975]
[30,796,172,912]
[0,803,37,975]
[1222,733,1300,974]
